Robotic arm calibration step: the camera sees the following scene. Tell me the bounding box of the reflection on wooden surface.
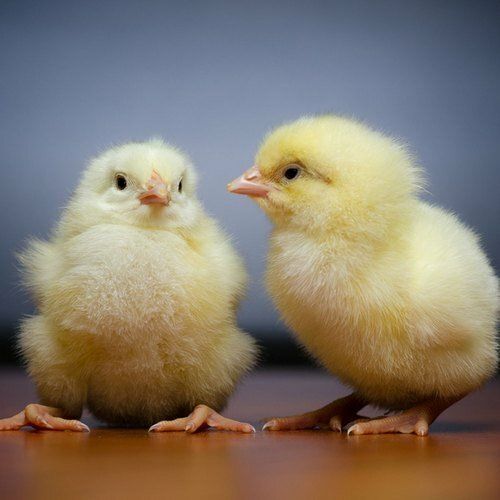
[0,369,499,499]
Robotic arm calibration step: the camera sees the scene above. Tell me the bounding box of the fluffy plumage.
[229,115,498,434]
[9,139,256,430]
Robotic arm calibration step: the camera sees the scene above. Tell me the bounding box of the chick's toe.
[263,393,366,432]
[149,405,255,434]
[0,404,89,432]
[346,396,463,436]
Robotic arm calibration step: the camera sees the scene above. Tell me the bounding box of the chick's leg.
[4,316,89,432]
[263,393,366,431]
[149,404,255,434]
[0,404,89,432]
[346,396,463,436]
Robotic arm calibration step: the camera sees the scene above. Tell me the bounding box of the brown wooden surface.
[0,369,499,500]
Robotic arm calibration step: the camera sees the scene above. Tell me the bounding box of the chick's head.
[68,139,201,231]
[229,116,424,238]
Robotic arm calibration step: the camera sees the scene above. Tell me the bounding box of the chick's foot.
[0,404,89,432]
[346,396,463,436]
[263,393,366,431]
[149,404,255,434]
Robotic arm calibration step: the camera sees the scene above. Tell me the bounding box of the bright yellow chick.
[0,139,256,433]
[228,115,498,435]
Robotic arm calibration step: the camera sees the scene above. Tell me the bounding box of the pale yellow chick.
[228,115,498,435]
[0,139,256,432]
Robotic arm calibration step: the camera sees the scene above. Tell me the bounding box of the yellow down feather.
[19,139,256,426]
[256,115,498,409]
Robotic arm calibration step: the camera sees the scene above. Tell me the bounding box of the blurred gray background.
[1,0,499,358]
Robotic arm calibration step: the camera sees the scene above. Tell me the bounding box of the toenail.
[347,425,358,436]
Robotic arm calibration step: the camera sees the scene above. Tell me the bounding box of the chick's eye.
[178,178,183,192]
[115,174,127,190]
[283,165,300,180]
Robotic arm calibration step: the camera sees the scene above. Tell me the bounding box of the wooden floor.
[0,369,499,500]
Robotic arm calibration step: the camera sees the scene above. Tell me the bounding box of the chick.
[0,139,256,433]
[228,115,498,435]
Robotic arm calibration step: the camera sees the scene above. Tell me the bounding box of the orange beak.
[227,165,270,198]
[139,169,170,206]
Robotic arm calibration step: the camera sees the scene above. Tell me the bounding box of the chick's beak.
[227,165,270,198]
[139,169,170,206]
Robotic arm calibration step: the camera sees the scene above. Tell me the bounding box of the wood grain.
[1,369,499,500]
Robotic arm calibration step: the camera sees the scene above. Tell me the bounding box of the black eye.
[178,178,183,192]
[115,174,127,190]
[284,166,300,180]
